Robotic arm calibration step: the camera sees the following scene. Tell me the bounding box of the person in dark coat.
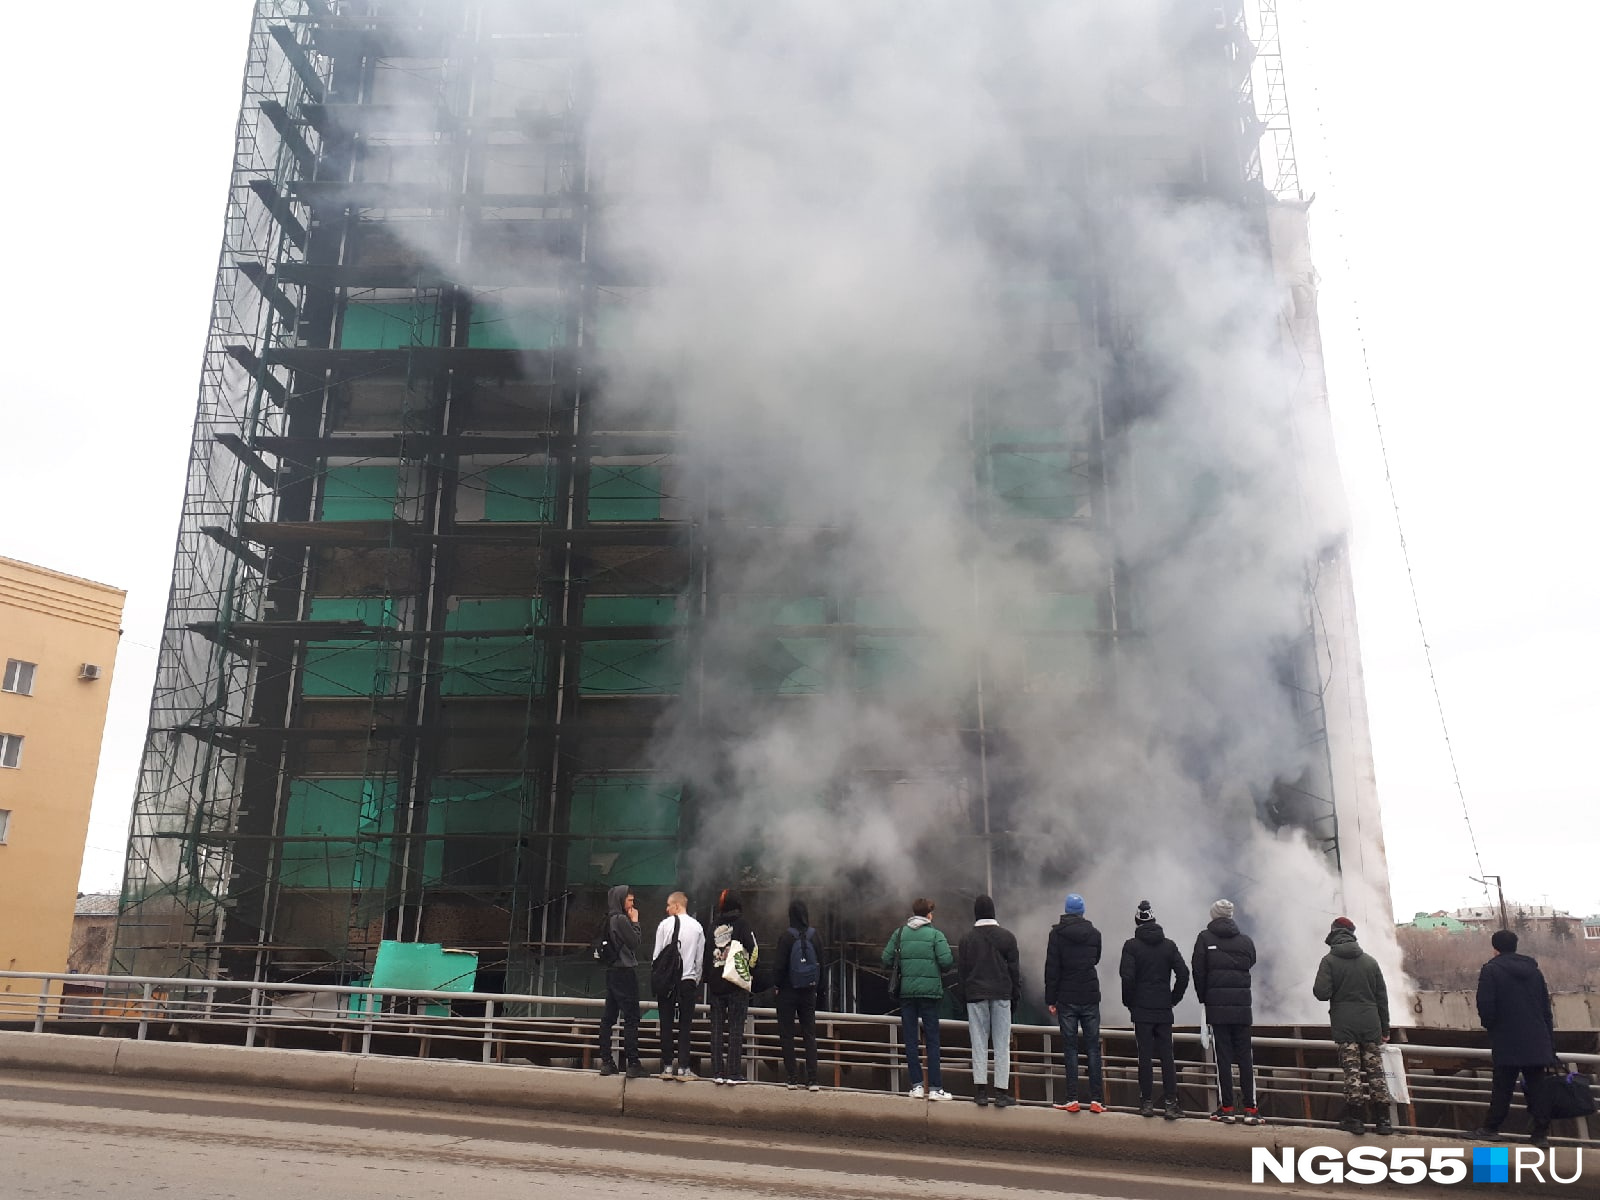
[1313,916,1392,1135]
[957,895,1022,1107]
[1119,900,1190,1120]
[1045,892,1104,1112]
[772,898,825,1091]
[1472,929,1556,1145]
[704,888,757,1084]
[596,883,644,1077]
[1191,898,1261,1125]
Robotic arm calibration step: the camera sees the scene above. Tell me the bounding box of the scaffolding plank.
[236,261,298,324]
[268,26,327,105]
[200,525,267,572]
[258,100,316,178]
[214,433,278,487]
[246,180,308,249]
[223,345,289,406]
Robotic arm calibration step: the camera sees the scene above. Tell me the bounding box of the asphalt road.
[0,1073,1465,1200]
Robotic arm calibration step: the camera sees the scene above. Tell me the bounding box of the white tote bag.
[721,939,754,991]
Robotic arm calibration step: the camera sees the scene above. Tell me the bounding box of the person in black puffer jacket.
[1045,893,1104,1111]
[1472,929,1556,1144]
[1191,899,1260,1125]
[1120,900,1190,1119]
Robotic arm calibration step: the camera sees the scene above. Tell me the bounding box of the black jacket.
[1476,952,1555,1066]
[1045,914,1102,1007]
[605,883,642,969]
[957,922,1022,1003]
[704,907,757,997]
[1119,922,1190,1023]
[1190,918,1256,1026]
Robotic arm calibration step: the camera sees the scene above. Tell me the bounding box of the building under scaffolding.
[115,0,1388,1003]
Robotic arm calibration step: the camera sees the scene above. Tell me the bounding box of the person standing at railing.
[1471,928,1556,1147]
[1190,898,1262,1127]
[705,888,757,1085]
[1046,892,1105,1115]
[882,897,955,1101]
[596,883,645,1079]
[1119,899,1189,1120]
[773,898,825,1091]
[958,894,1021,1108]
[652,890,706,1081]
[1313,916,1392,1137]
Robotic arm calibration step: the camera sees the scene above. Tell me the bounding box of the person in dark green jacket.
[1313,917,1393,1136]
[881,898,954,1100]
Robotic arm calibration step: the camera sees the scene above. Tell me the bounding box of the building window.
[0,808,9,842]
[2,659,36,695]
[0,733,22,769]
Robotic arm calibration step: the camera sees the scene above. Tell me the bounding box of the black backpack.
[651,916,683,995]
[591,913,620,966]
[788,926,820,988]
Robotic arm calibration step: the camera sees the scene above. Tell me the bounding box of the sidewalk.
[1,1030,1592,1193]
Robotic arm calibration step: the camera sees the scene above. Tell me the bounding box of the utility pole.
[1471,874,1509,931]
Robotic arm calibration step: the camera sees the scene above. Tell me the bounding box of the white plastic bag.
[1380,1043,1411,1105]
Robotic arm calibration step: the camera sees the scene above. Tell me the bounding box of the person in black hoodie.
[1472,929,1556,1145]
[1191,898,1260,1126]
[704,888,757,1085]
[1120,899,1190,1120]
[773,898,825,1091]
[957,895,1022,1107]
[596,883,645,1077]
[1045,892,1104,1113]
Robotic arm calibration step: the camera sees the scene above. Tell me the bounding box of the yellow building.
[0,557,124,995]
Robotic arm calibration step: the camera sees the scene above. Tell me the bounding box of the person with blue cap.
[1045,892,1104,1113]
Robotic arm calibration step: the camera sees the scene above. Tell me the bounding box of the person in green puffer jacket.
[881,898,955,1100]
[1313,917,1393,1137]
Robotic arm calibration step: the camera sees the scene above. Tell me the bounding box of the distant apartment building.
[0,557,123,994]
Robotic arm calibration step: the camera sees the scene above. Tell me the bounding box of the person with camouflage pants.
[1314,917,1393,1136]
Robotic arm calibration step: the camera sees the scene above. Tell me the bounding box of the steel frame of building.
[115,0,1341,998]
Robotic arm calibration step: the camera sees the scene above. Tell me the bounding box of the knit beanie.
[1135,899,1155,925]
[1064,893,1085,915]
[1210,899,1235,922]
[974,894,996,921]
[1331,916,1355,931]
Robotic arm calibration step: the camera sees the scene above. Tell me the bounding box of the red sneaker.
[1088,1101,1106,1114]
[1052,1100,1081,1113]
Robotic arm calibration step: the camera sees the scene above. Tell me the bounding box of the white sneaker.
[908,1084,926,1099]
[928,1088,953,1102]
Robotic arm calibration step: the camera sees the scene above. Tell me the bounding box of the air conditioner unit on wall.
[79,664,102,681]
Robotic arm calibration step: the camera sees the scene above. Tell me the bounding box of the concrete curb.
[1,1032,1593,1194]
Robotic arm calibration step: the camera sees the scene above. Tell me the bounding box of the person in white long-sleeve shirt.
[653,891,706,1080]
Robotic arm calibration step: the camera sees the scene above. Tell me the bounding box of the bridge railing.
[1,970,1593,1144]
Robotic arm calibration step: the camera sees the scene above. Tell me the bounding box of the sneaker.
[909,1084,926,1099]
[675,1067,699,1082]
[597,1060,619,1077]
[927,1088,953,1101]
[1239,1107,1262,1126]
[1139,1099,1156,1118]
[714,1077,727,1086]
[1529,1128,1550,1148]
[1164,1100,1182,1121]
[807,1081,821,1093]
[1053,1100,1080,1113]
[975,1084,990,1107]
[726,1077,745,1086]
[1472,1127,1502,1141]
[659,1066,675,1081]
[625,1064,648,1079]
[786,1078,799,1091]
[1210,1106,1236,1124]
[1088,1101,1106,1114]
[993,1091,1014,1108]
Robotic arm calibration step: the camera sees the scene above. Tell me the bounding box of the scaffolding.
[116,0,1345,997]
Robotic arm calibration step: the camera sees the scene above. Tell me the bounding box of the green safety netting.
[467,301,565,349]
[588,464,663,521]
[338,300,441,349]
[580,595,683,695]
[441,597,546,696]
[301,597,400,697]
[480,465,557,522]
[321,465,404,522]
[564,776,680,888]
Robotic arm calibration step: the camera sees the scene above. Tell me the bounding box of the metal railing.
[3,971,1594,1145]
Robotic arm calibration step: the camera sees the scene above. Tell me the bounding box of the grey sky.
[2,1,1593,923]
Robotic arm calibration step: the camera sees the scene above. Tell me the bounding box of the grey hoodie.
[606,883,642,969]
